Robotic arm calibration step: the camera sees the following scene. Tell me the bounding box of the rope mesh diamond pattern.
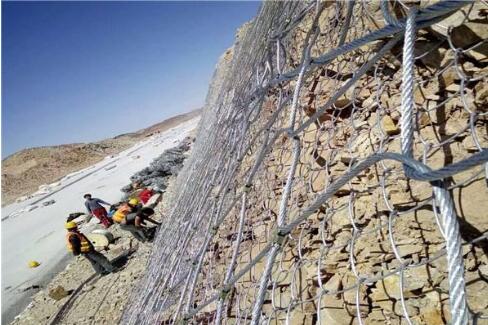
[122,1,488,324]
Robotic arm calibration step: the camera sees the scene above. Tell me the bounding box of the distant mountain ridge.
[1,109,201,205]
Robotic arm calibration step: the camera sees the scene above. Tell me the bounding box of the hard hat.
[65,221,77,230]
[128,198,139,206]
[28,260,40,268]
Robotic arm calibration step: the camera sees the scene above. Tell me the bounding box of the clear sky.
[2,1,260,158]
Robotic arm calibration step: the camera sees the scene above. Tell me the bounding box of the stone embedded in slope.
[372,275,412,300]
[479,264,488,278]
[415,291,445,325]
[462,136,479,153]
[415,40,443,69]
[382,115,400,136]
[430,2,487,38]
[475,81,488,104]
[342,275,369,317]
[450,21,488,55]
[319,295,353,325]
[334,96,351,108]
[440,69,458,87]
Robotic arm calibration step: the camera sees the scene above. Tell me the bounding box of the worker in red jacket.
[138,187,154,204]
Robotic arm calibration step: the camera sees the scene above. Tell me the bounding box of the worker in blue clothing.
[84,193,113,228]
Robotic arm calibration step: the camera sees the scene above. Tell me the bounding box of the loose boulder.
[48,286,69,301]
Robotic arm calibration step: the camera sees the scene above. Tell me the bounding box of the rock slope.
[121,2,488,324]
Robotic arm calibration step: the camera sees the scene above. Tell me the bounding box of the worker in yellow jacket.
[65,221,114,274]
[112,198,159,242]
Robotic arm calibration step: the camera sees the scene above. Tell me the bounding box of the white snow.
[1,117,199,319]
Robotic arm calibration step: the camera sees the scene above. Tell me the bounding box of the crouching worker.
[112,198,160,242]
[65,221,114,274]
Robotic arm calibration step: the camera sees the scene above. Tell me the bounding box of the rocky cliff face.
[123,2,488,324]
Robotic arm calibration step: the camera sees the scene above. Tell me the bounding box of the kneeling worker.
[65,221,114,274]
[112,198,160,242]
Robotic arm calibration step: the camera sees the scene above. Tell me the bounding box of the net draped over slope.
[123,1,488,324]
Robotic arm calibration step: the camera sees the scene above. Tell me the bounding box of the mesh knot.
[219,285,232,299]
[271,227,288,245]
[242,184,252,193]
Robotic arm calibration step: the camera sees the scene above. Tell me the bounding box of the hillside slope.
[121,2,488,324]
[2,109,200,205]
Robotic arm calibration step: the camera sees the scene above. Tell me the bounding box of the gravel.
[121,137,193,193]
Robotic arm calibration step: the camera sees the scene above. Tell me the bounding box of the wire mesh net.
[122,1,488,324]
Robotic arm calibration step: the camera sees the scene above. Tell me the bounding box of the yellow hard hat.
[128,198,139,206]
[28,260,40,268]
[65,221,77,230]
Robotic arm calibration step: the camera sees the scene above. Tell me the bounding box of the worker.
[84,193,113,228]
[138,187,154,204]
[65,221,114,274]
[112,198,160,242]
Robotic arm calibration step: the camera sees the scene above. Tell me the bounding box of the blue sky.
[2,1,260,158]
